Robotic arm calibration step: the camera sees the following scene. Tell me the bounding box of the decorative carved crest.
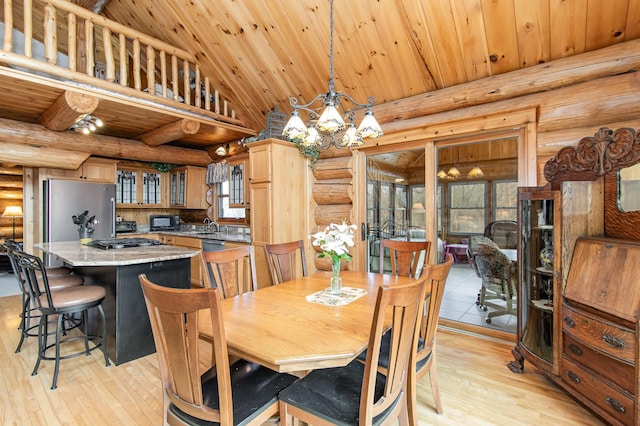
[544,127,640,187]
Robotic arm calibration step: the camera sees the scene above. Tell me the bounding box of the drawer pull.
[565,370,580,383]
[568,344,583,356]
[606,397,626,414]
[602,334,625,348]
[564,317,575,328]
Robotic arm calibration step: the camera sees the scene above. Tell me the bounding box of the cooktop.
[85,238,163,250]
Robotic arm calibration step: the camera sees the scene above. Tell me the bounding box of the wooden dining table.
[198,270,414,374]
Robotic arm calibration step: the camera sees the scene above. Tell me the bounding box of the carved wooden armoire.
[509,127,640,426]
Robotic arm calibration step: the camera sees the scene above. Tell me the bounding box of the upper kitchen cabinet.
[170,166,208,209]
[228,155,249,208]
[41,158,117,183]
[116,165,165,208]
[249,143,273,183]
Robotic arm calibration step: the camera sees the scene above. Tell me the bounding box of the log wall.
[310,63,640,271]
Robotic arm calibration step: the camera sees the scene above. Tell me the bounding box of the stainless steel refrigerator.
[43,179,116,266]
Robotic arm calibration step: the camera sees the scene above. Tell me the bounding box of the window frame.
[447,181,488,236]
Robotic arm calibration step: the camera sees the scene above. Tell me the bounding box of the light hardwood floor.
[0,293,604,425]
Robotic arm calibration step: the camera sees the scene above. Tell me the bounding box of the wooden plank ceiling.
[3,0,640,157]
[100,0,640,137]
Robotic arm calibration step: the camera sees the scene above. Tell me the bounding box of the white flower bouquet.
[310,221,357,264]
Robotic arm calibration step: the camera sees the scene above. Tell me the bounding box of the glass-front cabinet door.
[509,186,561,376]
[117,168,163,207]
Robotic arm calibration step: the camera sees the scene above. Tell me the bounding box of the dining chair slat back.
[264,240,307,285]
[380,239,431,279]
[139,274,296,426]
[201,245,258,298]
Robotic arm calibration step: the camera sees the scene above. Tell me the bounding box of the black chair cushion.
[170,359,297,425]
[356,333,431,372]
[278,359,397,426]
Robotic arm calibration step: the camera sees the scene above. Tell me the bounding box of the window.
[448,182,486,234]
[494,180,518,221]
[379,182,392,225]
[394,186,407,229]
[409,186,425,228]
[216,181,245,219]
[436,184,443,233]
[367,181,378,226]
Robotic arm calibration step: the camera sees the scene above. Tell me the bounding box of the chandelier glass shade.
[467,166,484,178]
[282,0,383,149]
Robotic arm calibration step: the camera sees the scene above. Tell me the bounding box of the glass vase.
[330,258,343,295]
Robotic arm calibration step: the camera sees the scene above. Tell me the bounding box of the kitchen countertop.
[35,241,200,267]
[158,230,252,244]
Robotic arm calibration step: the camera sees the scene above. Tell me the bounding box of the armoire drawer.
[562,303,635,364]
[563,333,635,395]
[561,356,634,425]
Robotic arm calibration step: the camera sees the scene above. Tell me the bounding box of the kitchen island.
[35,241,200,365]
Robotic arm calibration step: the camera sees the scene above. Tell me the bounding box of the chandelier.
[437,165,484,180]
[282,0,383,149]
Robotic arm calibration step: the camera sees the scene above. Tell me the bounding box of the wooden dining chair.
[264,240,307,284]
[360,253,454,419]
[201,245,258,298]
[138,274,297,426]
[379,238,431,278]
[279,277,426,426]
[411,253,454,416]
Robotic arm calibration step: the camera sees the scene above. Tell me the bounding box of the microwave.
[150,214,180,231]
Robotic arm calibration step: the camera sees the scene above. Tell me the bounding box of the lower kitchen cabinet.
[160,235,203,287]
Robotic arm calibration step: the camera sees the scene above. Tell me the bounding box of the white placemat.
[306,287,368,306]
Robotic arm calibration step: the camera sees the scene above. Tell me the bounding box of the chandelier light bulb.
[95,118,104,127]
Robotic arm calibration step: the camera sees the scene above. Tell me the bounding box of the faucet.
[203,217,220,232]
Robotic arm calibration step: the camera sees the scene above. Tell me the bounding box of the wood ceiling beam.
[374,39,640,124]
[138,119,201,146]
[0,141,89,169]
[0,118,212,167]
[39,91,99,131]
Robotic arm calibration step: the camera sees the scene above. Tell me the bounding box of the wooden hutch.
[509,127,640,426]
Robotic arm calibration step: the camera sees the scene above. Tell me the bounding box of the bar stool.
[15,250,110,389]
[3,240,84,353]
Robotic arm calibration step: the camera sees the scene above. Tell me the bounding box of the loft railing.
[0,0,239,123]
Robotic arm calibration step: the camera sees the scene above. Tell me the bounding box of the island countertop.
[35,241,200,267]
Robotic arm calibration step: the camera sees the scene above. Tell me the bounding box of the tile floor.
[440,262,517,334]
